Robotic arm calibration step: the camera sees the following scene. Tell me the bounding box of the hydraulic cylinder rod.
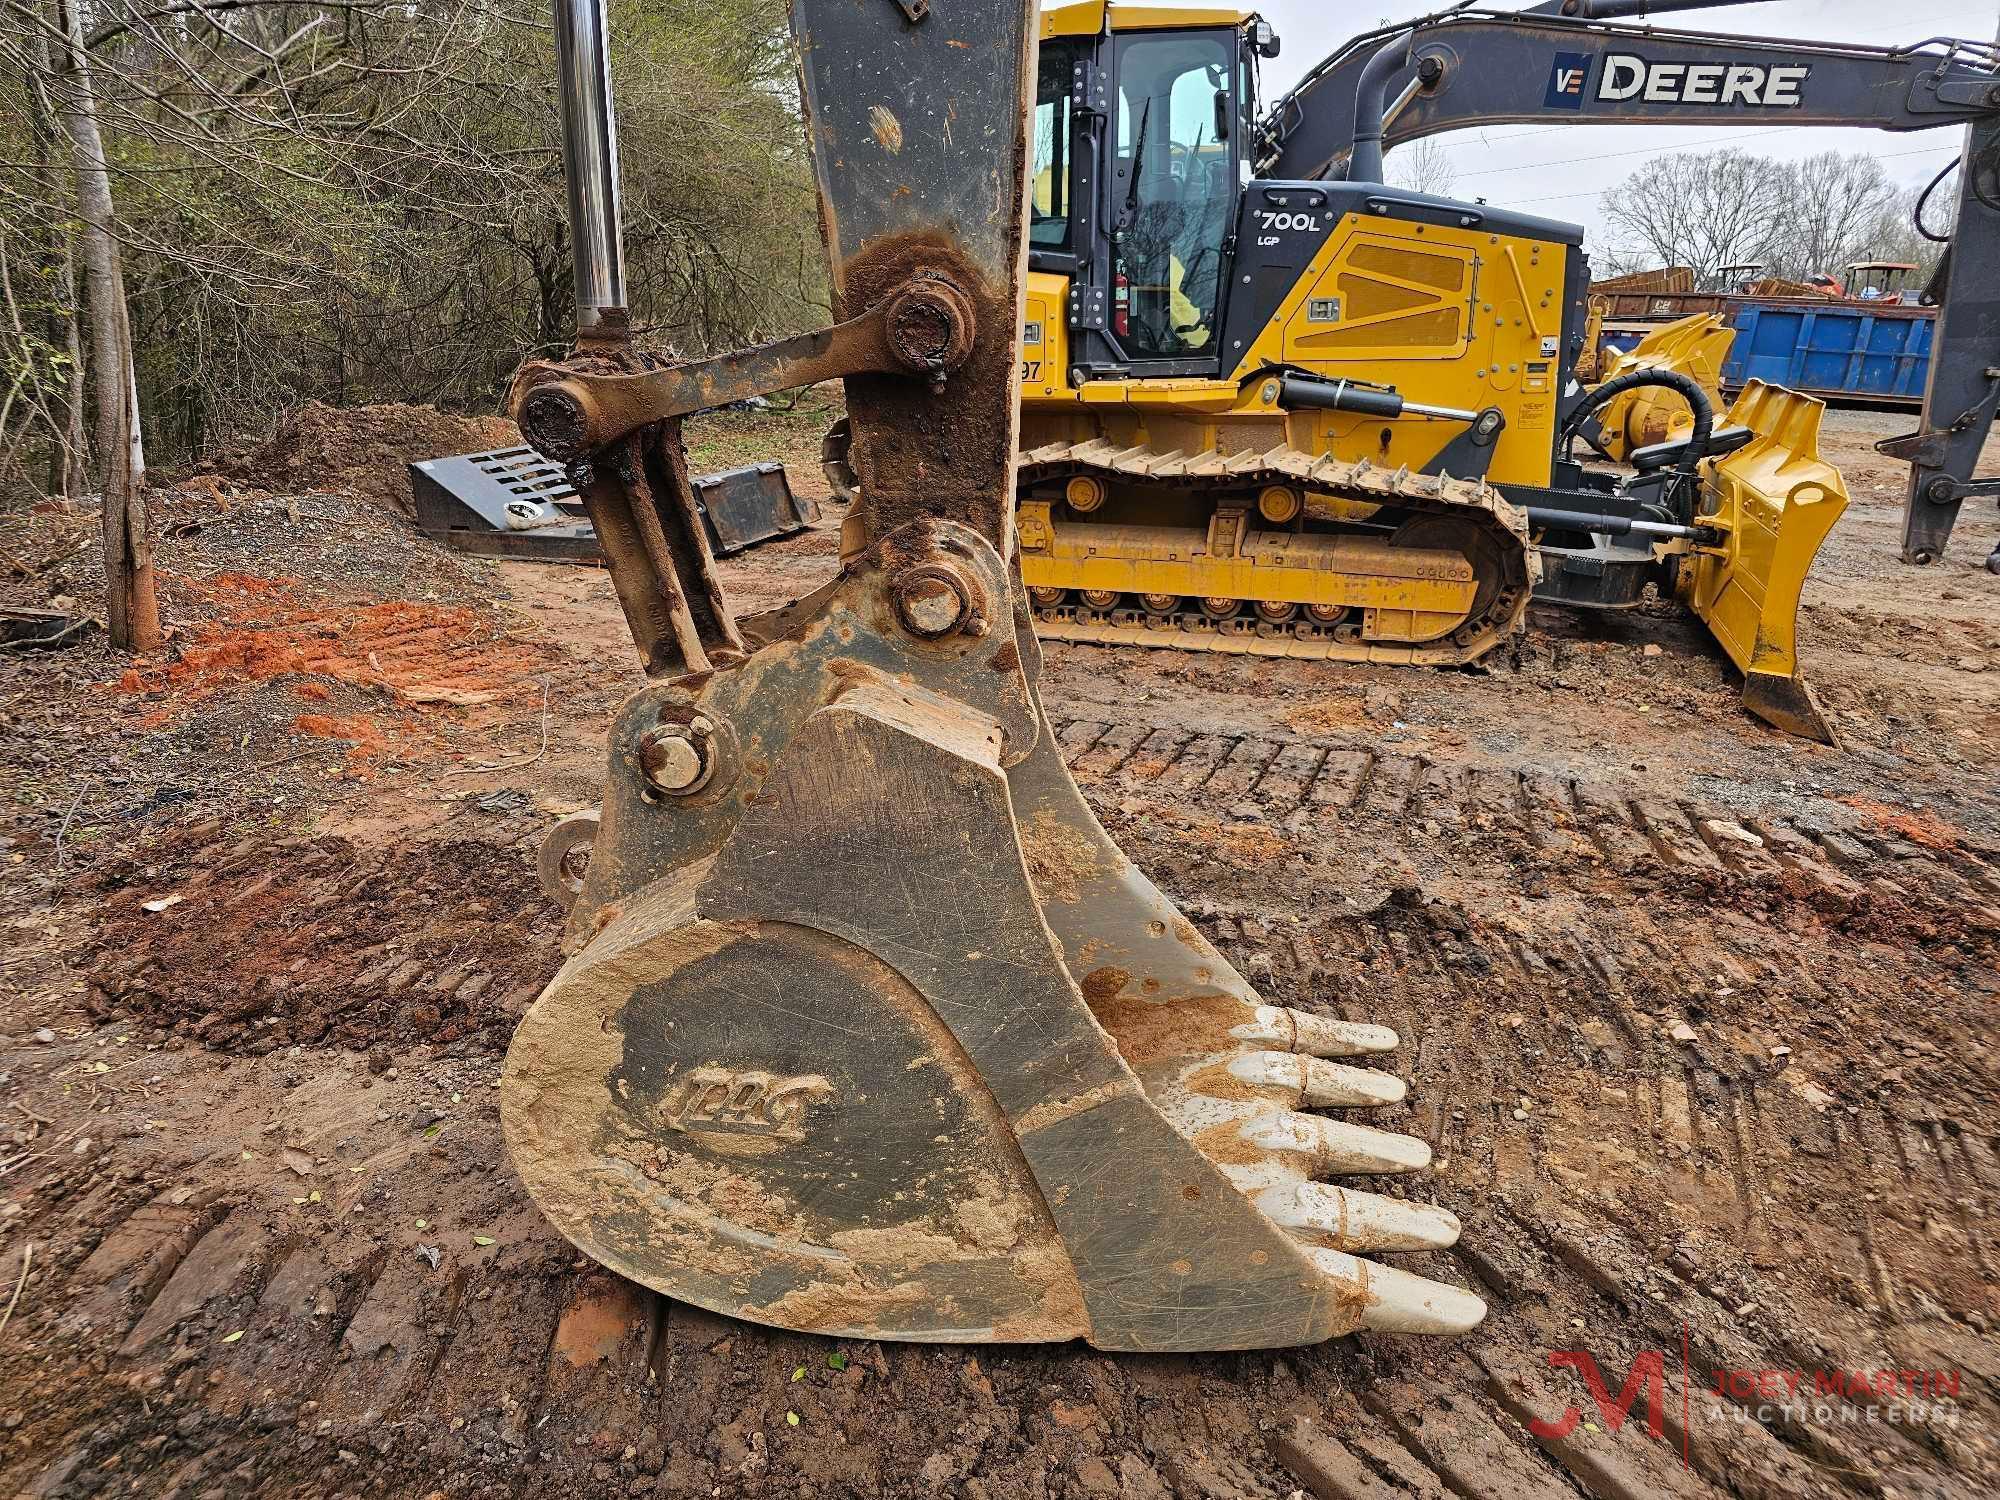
[1278,372,1479,422]
[552,0,627,331]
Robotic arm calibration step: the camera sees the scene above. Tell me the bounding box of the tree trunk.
[57,0,159,652]
[48,241,86,497]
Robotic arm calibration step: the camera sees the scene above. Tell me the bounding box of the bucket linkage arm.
[500,0,1483,1351]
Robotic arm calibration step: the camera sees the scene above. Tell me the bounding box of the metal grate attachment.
[410,448,818,562]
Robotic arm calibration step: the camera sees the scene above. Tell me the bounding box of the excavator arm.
[1257,1,2000,568]
[498,0,1483,1352]
[1260,3,1997,179]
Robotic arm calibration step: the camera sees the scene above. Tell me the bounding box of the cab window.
[1112,31,1234,359]
[1032,43,1077,249]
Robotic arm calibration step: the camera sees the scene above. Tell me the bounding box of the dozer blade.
[502,0,1481,1353]
[1675,380,1848,745]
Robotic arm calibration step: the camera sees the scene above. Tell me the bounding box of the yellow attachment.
[1042,2,1251,37]
[1675,380,1848,744]
[1593,314,1736,461]
[1576,299,1608,382]
[1040,1,1106,36]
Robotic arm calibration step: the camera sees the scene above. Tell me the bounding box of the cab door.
[1104,27,1238,375]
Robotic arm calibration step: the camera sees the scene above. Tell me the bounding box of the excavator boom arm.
[498,0,1485,1355]
[1257,2,2000,569]
[1260,6,1998,181]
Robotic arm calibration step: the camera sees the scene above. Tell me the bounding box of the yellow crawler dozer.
[989,2,1851,740]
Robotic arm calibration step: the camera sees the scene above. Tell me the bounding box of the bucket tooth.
[1308,1249,1488,1335]
[1227,1051,1410,1108]
[1239,1111,1436,1176]
[1256,1182,1464,1253]
[1234,1006,1400,1056]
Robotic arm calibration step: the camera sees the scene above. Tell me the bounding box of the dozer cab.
[499,0,1481,1352]
[915,0,1999,743]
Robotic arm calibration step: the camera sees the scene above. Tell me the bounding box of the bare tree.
[54,0,157,651]
[1386,136,1456,197]
[0,0,822,653]
[1761,151,1897,279]
[1598,149,1781,283]
[1858,181,1952,282]
[0,0,820,452]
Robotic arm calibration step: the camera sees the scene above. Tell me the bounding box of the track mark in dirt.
[9,739,1999,1497]
[68,818,562,1054]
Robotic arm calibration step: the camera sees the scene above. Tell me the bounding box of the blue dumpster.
[1722,301,1933,403]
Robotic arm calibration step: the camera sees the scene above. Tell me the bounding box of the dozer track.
[1017,438,1538,665]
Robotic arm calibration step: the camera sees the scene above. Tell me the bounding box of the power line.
[1501,141,1960,205]
[1453,128,1799,180]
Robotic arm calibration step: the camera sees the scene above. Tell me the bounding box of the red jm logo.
[1529,1351,1669,1441]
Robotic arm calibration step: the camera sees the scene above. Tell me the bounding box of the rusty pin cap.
[519,382,591,463]
[891,562,984,640]
[639,715,717,796]
[883,276,976,378]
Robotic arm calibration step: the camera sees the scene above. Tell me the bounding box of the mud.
[837,233,1018,549]
[1,407,1998,1499]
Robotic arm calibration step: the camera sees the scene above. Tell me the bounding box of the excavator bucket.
[497,0,1482,1352]
[1675,380,1848,744]
[1591,313,1736,462]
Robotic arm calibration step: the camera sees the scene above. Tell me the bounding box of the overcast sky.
[1248,0,1992,253]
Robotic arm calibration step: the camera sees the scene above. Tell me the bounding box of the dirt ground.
[197,402,524,519]
[1,400,1997,1500]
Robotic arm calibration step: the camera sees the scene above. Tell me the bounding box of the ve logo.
[1545,52,1592,110]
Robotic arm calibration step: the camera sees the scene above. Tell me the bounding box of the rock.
[1074,1457,1119,1496]
[1956,656,1987,673]
[921,1451,958,1488]
[1643,643,1663,657]
[32,1028,56,1044]
[1670,1022,1698,1043]
[1117,1456,1172,1500]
